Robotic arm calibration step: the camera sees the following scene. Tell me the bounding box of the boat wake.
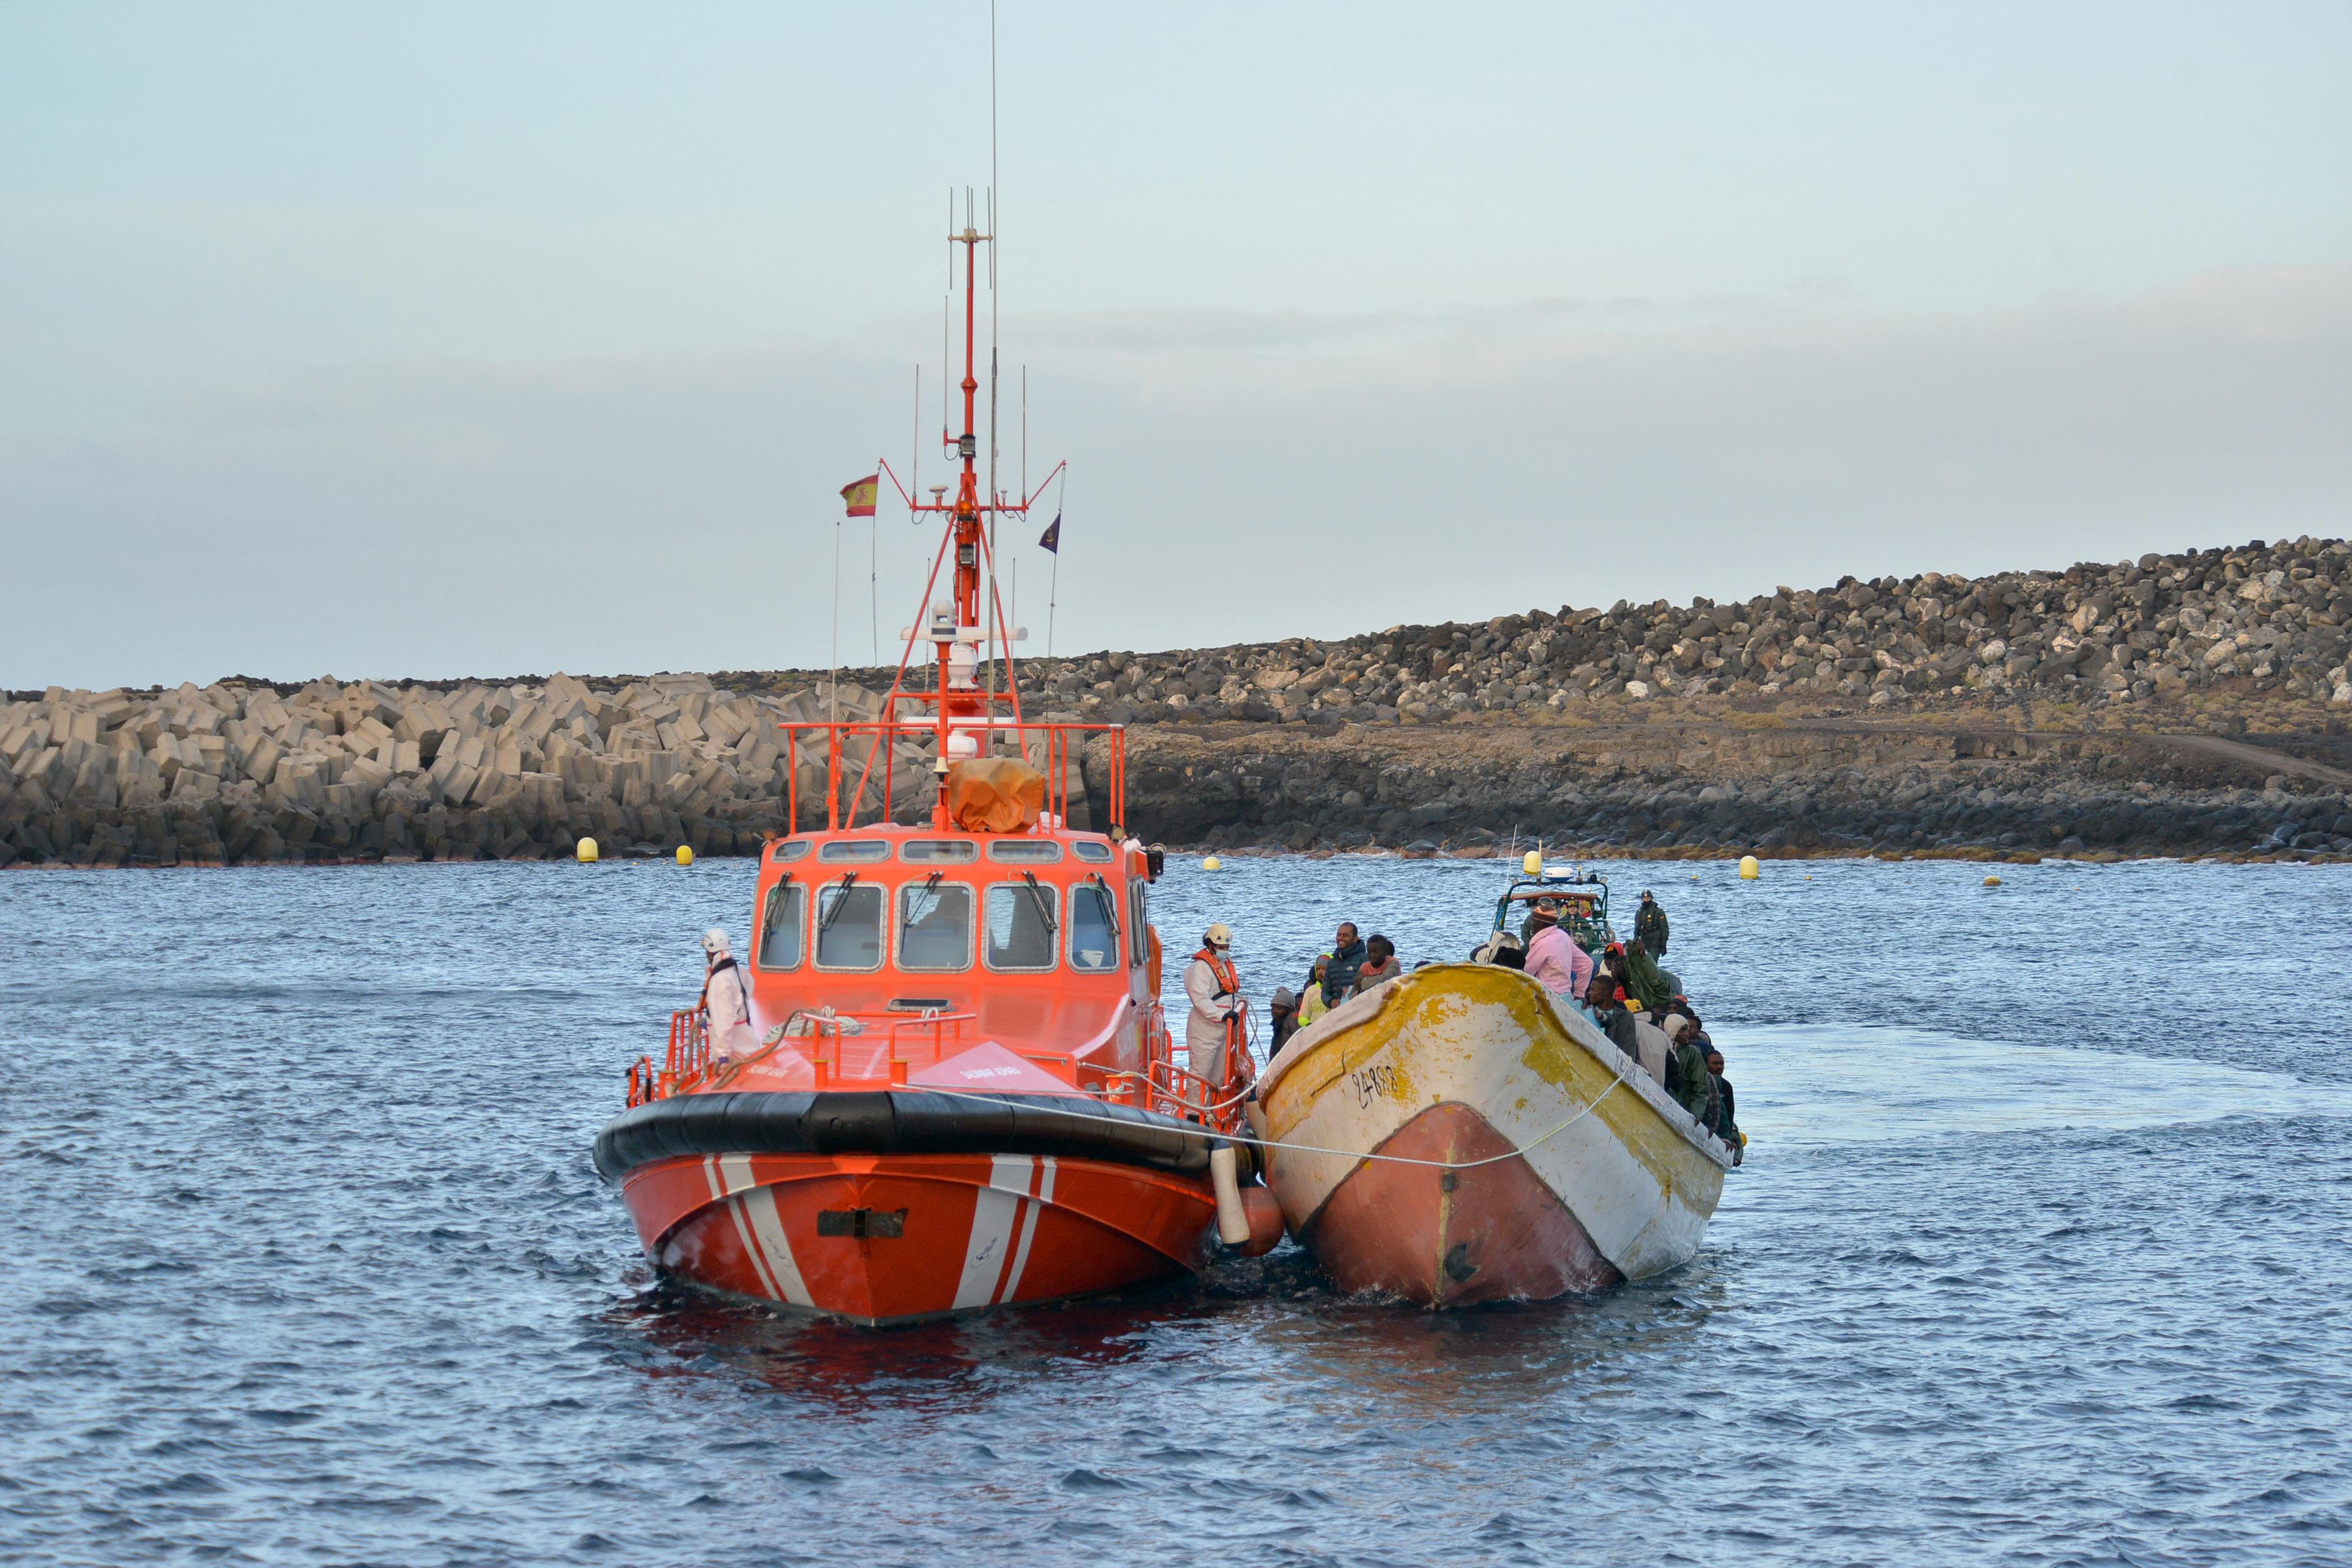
[1729,1023,2334,1148]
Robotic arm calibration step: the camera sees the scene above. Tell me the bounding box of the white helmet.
[702,927,731,961]
[1204,922,1233,949]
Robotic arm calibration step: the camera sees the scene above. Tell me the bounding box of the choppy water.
[5,853,2349,1567]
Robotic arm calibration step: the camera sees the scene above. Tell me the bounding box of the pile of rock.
[1109,724,2352,862]
[0,673,1027,868]
[8,535,2348,868]
[994,536,2352,724]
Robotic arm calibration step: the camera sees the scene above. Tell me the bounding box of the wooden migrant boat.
[593,216,1274,1325]
[1254,863,1735,1306]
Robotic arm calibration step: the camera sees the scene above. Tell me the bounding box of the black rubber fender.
[594,1089,1217,1184]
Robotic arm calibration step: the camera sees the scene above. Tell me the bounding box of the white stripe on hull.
[704,1156,781,1301]
[722,1154,813,1308]
[1001,1157,1056,1305]
[953,1155,1036,1310]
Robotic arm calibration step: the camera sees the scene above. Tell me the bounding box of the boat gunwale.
[594,1086,1225,1184]
[1256,962,1735,1172]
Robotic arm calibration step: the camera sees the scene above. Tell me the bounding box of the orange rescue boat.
[595,216,1275,1325]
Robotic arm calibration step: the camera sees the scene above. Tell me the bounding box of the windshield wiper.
[901,871,944,936]
[819,871,861,933]
[1085,872,1121,949]
[1019,870,1058,936]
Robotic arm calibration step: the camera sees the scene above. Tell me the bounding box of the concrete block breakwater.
[0,673,977,868]
[6,535,2350,868]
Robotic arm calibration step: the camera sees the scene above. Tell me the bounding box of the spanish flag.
[840,474,879,518]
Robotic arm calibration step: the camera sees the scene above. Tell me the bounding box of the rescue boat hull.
[1257,964,1732,1308]
[598,1090,1225,1324]
[621,1151,1214,1324]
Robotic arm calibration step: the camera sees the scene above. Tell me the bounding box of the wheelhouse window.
[770,838,811,863]
[1072,840,1113,862]
[757,879,805,970]
[815,879,885,969]
[984,881,1060,971]
[902,839,979,864]
[819,840,892,863]
[1069,880,1121,973]
[987,841,1063,864]
[897,879,974,971]
[1128,883,1150,969]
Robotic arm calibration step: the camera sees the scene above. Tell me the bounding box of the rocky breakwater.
[10,534,2351,868]
[1005,535,2352,726]
[998,533,2352,861]
[0,673,1060,869]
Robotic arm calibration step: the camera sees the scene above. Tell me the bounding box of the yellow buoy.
[676,845,694,866]
[575,836,598,863]
[1982,873,2001,886]
[1203,855,1222,870]
[1739,855,1760,879]
[1523,849,1543,877]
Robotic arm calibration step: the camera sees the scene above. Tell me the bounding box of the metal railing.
[776,719,1128,835]
[623,995,1248,1134]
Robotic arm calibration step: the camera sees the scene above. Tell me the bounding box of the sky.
[3,1,2348,690]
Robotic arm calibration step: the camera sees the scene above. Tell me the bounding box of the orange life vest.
[1192,947,1240,1002]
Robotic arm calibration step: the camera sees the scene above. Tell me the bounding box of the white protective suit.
[704,955,759,1065]
[1183,953,1244,1084]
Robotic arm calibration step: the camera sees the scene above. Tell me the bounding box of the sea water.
[3,855,2347,1566]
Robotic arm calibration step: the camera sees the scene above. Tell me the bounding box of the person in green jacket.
[1634,891,1669,958]
[1619,942,1674,1013]
[1661,1014,1716,1126]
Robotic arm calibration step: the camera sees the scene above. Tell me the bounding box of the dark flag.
[1037,513,1061,553]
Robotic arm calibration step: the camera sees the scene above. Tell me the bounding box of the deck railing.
[623,997,1248,1133]
[776,719,1128,835]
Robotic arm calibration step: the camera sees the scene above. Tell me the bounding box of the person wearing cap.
[1523,896,1595,1003]
[700,927,758,1067]
[1634,890,1669,959]
[1267,986,1300,1053]
[1183,923,1247,1087]
[1295,955,1335,1030]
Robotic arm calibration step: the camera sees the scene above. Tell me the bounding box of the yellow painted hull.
[1256,964,1731,1303]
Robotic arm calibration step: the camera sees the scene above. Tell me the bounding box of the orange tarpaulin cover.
[944,758,1045,833]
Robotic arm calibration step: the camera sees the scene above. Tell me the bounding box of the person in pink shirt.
[1522,897,1594,1002]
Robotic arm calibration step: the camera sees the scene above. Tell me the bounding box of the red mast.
[868,208,1069,830]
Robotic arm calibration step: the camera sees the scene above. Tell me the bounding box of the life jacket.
[700,956,750,1027]
[1191,947,1240,1004]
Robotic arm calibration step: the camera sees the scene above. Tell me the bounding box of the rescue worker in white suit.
[1183,923,1248,1089]
[701,927,759,1066]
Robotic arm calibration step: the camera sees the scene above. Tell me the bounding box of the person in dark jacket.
[1268,986,1300,1052]
[1323,924,1366,1004]
[1661,1013,1717,1125]
[1706,1047,1738,1145]
[1634,891,1669,958]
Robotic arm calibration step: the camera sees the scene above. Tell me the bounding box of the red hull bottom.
[621,1152,1215,1325]
[1300,1102,1624,1307]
